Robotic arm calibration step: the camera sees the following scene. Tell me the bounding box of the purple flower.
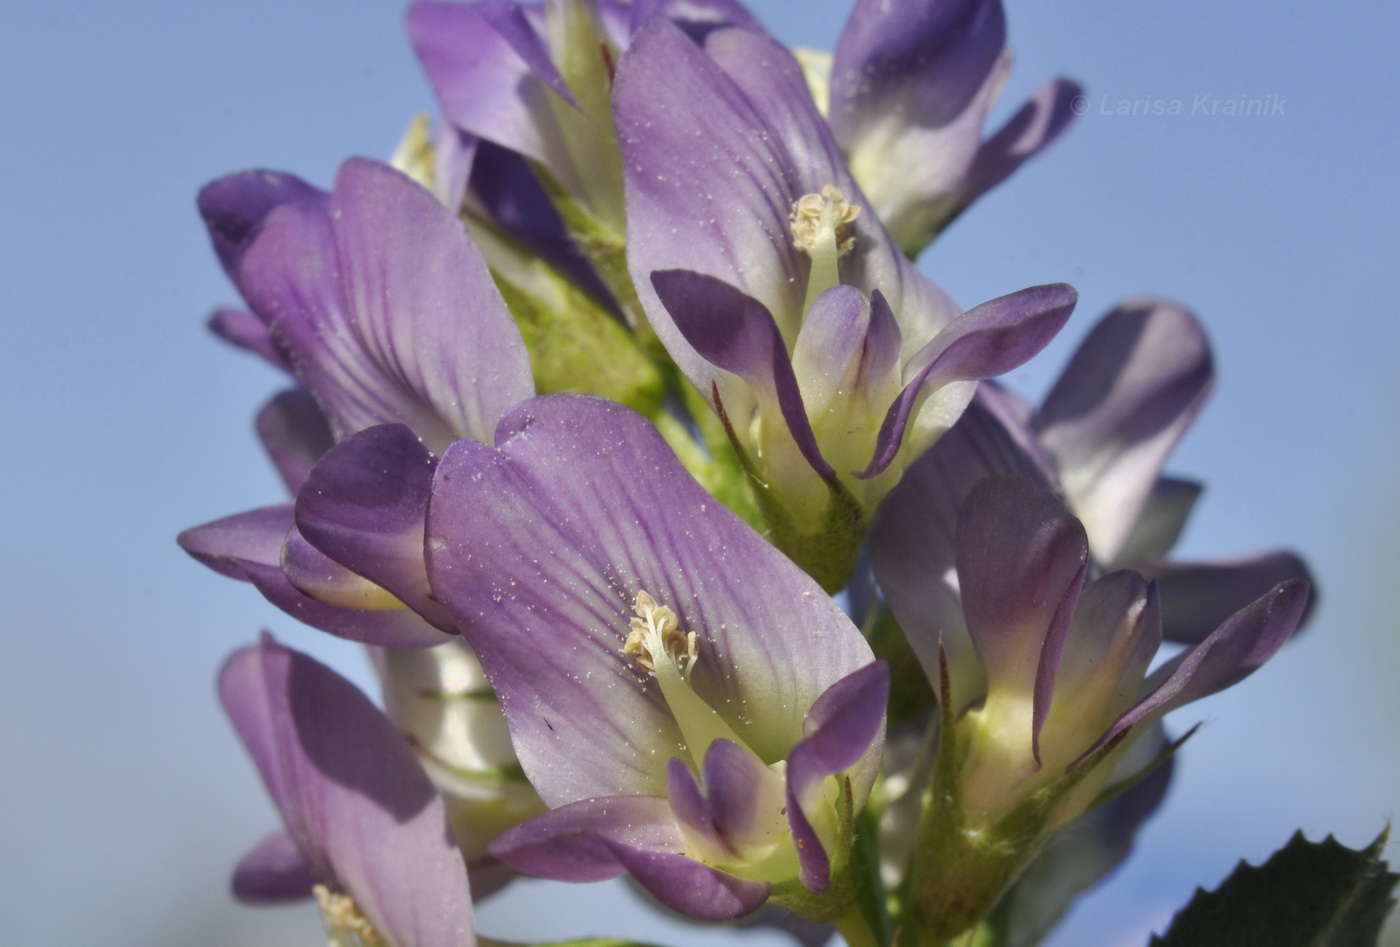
[220,634,475,946]
[872,299,1314,652]
[615,19,1074,586]
[823,0,1082,254]
[422,394,888,920]
[874,475,1308,940]
[182,158,534,647]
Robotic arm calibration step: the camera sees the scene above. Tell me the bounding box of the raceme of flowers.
[181,1,1314,946]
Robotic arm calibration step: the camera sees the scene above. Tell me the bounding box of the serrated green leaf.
[1150,830,1397,947]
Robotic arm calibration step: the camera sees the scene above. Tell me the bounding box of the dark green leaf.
[1150,830,1397,947]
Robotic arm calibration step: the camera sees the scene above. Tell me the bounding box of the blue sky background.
[2,1,1397,945]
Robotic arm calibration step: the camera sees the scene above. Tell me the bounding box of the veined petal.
[1034,299,1213,565]
[235,158,533,453]
[425,395,875,806]
[198,169,326,279]
[220,635,475,947]
[295,424,453,631]
[1111,475,1202,566]
[409,1,578,180]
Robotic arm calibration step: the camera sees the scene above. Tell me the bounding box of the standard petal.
[426,395,875,806]
[231,829,318,903]
[295,424,453,630]
[220,636,475,946]
[409,1,577,179]
[1034,299,1213,565]
[236,158,532,452]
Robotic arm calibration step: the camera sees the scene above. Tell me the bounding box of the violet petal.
[220,635,475,946]
[426,395,875,806]
[651,269,834,480]
[209,307,293,373]
[231,829,318,903]
[1087,578,1311,759]
[951,78,1084,221]
[861,283,1076,479]
[296,424,453,631]
[1034,299,1213,565]
[255,389,335,494]
[198,169,326,279]
[488,795,685,882]
[236,158,533,453]
[785,662,889,891]
[1139,551,1316,644]
[956,477,1088,752]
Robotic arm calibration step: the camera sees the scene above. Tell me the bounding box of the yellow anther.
[622,590,698,678]
[790,185,861,259]
[314,884,387,947]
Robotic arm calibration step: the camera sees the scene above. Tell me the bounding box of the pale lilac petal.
[701,740,788,857]
[1087,578,1310,759]
[1112,475,1202,566]
[231,829,318,903]
[610,845,771,920]
[650,269,834,479]
[667,758,729,857]
[409,1,576,173]
[1034,299,1213,564]
[785,662,888,891]
[628,0,764,38]
[950,78,1084,221]
[426,395,875,806]
[956,477,1088,753]
[828,0,1006,242]
[179,505,293,582]
[179,507,452,648]
[236,158,533,453]
[488,795,686,882]
[862,283,1076,478]
[220,636,475,946]
[209,307,292,373]
[256,389,334,494]
[1139,551,1315,644]
[295,424,453,631]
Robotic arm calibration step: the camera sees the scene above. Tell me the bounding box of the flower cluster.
[181,2,1313,945]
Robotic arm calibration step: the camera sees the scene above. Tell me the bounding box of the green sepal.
[493,264,665,417]
[1149,829,1397,947]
